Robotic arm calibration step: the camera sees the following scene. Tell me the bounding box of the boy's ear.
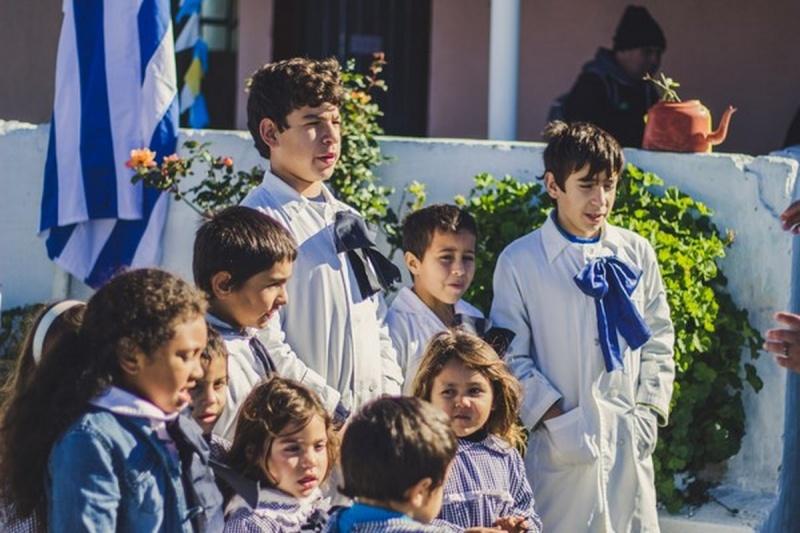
[404,477,433,508]
[259,118,281,149]
[404,251,421,276]
[117,338,144,376]
[210,271,234,299]
[544,171,561,200]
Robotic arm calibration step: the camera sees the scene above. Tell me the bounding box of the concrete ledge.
[659,486,774,532]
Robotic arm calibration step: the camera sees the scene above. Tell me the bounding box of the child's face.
[267,414,329,498]
[406,229,476,307]
[220,260,293,329]
[264,103,341,193]
[124,315,207,414]
[545,164,618,238]
[190,356,228,435]
[429,359,493,438]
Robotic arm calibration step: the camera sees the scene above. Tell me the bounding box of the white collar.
[392,287,482,328]
[90,386,179,422]
[259,169,341,209]
[540,214,624,263]
[206,312,259,339]
[226,486,327,516]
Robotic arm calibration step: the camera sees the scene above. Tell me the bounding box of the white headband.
[31,300,83,364]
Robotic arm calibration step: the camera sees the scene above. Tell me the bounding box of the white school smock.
[241,171,403,412]
[386,286,484,393]
[208,312,338,439]
[490,216,675,533]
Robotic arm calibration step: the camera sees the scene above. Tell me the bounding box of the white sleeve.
[258,312,342,413]
[635,242,676,425]
[490,249,562,429]
[386,309,410,376]
[376,295,404,395]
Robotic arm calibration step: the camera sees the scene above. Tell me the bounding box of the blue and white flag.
[40,0,178,288]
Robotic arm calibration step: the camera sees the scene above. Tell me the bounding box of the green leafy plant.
[128,145,263,217]
[644,72,682,103]
[0,304,45,383]
[457,165,762,512]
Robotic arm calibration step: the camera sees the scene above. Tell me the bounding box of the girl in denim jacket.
[0,269,223,532]
[223,377,337,532]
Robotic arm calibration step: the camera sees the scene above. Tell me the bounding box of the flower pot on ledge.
[642,101,736,153]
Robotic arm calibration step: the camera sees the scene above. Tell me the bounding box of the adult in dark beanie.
[551,5,666,147]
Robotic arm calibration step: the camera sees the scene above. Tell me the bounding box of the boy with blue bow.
[240,57,403,425]
[490,121,675,532]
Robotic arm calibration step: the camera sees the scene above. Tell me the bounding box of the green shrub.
[456,164,762,511]
[0,304,44,383]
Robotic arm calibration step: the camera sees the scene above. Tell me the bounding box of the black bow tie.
[452,314,516,358]
[333,211,401,299]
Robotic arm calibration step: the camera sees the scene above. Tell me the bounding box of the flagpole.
[51,266,71,300]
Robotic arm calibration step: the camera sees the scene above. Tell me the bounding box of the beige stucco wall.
[0,0,62,125]
[235,0,274,130]
[429,0,800,155]
[4,1,798,156]
[427,0,491,138]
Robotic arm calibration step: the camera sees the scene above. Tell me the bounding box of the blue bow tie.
[573,256,652,372]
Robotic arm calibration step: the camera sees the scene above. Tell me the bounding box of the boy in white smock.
[240,58,403,422]
[490,122,675,532]
[387,204,483,393]
[193,206,345,439]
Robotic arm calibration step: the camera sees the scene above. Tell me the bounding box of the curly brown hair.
[246,57,343,158]
[411,329,526,449]
[225,377,338,487]
[0,269,206,523]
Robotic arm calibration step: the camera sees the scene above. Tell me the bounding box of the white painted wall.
[1,120,797,527]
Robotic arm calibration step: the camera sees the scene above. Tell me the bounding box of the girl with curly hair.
[0,269,223,532]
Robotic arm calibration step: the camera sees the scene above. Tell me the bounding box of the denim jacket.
[47,387,223,532]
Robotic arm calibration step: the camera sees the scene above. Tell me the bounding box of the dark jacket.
[562,48,659,148]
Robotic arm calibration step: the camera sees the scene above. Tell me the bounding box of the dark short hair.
[201,325,227,364]
[339,397,457,502]
[246,57,343,158]
[193,206,297,296]
[542,121,624,192]
[401,204,477,260]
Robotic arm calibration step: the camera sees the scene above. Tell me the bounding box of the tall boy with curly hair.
[240,58,403,427]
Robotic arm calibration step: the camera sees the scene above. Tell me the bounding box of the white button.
[369,383,376,392]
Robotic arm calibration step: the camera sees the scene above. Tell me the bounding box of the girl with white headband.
[0,299,85,533]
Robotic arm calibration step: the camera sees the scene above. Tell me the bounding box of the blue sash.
[574,256,652,372]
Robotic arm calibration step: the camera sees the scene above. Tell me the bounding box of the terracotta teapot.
[642,101,736,153]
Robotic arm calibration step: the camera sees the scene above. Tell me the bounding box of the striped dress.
[224,487,330,532]
[438,434,542,532]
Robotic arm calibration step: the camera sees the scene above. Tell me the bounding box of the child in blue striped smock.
[412,330,542,533]
[223,378,336,532]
